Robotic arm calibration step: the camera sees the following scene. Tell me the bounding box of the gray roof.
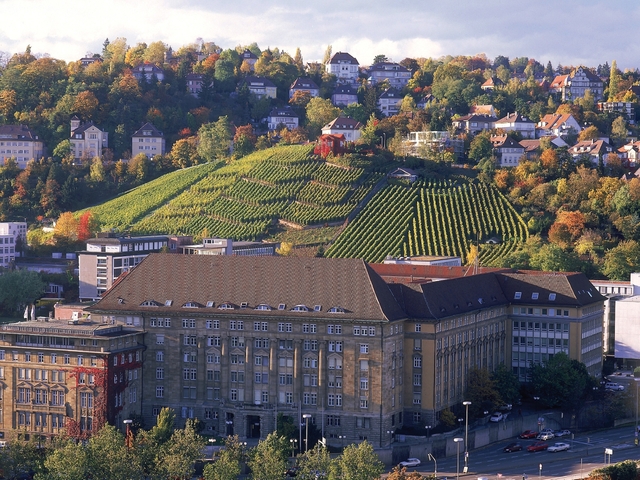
[90,254,407,323]
[132,122,164,138]
[329,52,359,65]
[0,125,40,141]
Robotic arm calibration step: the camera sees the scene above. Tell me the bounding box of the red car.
[527,442,549,452]
[519,430,538,439]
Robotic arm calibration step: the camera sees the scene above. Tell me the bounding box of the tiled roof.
[242,49,258,60]
[379,88,402,99]
[290,77,319,90]
[132,122,164,138]
[329,52,359,65]
[322,116,363,131]
[0,125,40,141]
[491,134,523,149]
[496,112,534,124]
[332,85,358,95]
[496,272,605,306]
[244,76,276,88]
[369,62,409,73]
[268,106,299,118]
[71,121,104,136]
[89,254,406,322]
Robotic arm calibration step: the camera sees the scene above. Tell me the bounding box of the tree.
[465,367,502,418]
[204,435,243,480]
[77,211,100,242]
[469,132,493,163]
[305,97,341,139]
[490,363,521,406]
[372,54,389,65]
[85,424,142,480]
[170,137,200,168]
[329,441,384,480]
[1,432,43,480]
[322,45,332,65]
[611,116,628,147]
[578,125,600,141]
[297,444,332,480]
[233,124,257,159]
[0,269,44,315]
[53,211,78,242]
[387,465,426,480]
[603,240,640,280]
[157,419,206,480]
[529,352,593,410]
[247,432,289,480]
[198,116,232,162]
[276,242,293,256]
[608,60,621,101]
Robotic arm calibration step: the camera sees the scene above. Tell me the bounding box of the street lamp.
[425,425,432,440]
[386,430,394,444]
[290,438,298,457]
[338,435,346,449]
[428,452,437,476]
[209,438,216,460]
[303,414,312,452]
[454,437,463,480]
[123,419,133,451]
[463,401,471,473]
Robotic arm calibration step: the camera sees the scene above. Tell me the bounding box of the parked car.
[537,432,555,441]
[527,442,549,452]
[498,404,513,412]
[519,430,538,439]
[605,382,625,391]
[399,458,421,468]
[285,466,300,477]
[539,428,554,435]
[555,429,571,437]
[503,442,523,452]
[547,442,570,453]
[489,412,504,422]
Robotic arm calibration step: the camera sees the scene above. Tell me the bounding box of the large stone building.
[0,222,26,267]
[70,116,108,161]
[131,122,165,158]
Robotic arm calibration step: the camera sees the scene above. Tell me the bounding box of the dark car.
[503,442,522,452]
[285,466,300,477]
[519,430,538,439]
[527,442,549,452]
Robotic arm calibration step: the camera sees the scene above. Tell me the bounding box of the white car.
[555,429,571,437]
[399,458,421,468]
[605,382,625,391]
[537,432,555,441]
[547,442,570,452]
[489,412,504,422]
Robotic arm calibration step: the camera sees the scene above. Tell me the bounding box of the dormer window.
[255,304,272,311]
[291,305,309,312]
[206,301,214,307]
[240,302,248,309]
[218,303,234,310]
[514,292,522,300]
[314,305,322,312]
[531,293,539,300]
[278,304,286,310]
[328,306,345,314]
[140,300,160,307]
[182,302,200,308]
[164,300,173,306]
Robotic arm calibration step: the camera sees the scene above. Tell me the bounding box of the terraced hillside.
[85,145,383,240]
[326,179,528,265]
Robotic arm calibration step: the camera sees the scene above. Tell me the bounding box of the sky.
[1,0,640,70]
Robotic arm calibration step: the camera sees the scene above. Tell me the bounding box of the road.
[397,424,640,479]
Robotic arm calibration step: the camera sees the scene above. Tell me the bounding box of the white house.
[243,76,277,99]
[131,63,165,82]
[326,52,360,84]
[368,62,411,88]
[536,114,582,139]
[69,116,108,160]
[267,106,299,131]
[131,122,165,158]
[331,85,359,107]
[378,88,403,117]
[0,125,44,169]
[491,134,525,167]
[495,112,535,139]
[321,116,363,143]
[289,77,319,99]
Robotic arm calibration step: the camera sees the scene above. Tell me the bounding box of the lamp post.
[338,435,346,449]
[428,452,437,476]
[303,414,312,452]
[123,419,133,451]
[290,438,298,457]
[463,401,471,472]
[454,437,463,480]
[209,438,216,460]
[386,430,394,445]
[425,425,432,440]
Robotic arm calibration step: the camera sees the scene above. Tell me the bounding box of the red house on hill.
[314,134,346,158]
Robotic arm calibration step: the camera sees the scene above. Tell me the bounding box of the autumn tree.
[578,125,600,141]
[73,91,100,120]
[305,97,341,139]
[53,211,78,242]
[77,211,100,241]
[387,465,426,480]
[233,124,257,159]
[170,137,200,168]
[198,116,232,162]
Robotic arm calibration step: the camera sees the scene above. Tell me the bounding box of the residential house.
[403,131,464,159]
[79,56,102,68]
[569,139,613,164]
[243,76,277,99]
[550,67,604,101]
[451,114,496,135]
[480,76,505,91]
[321,116,363,143]
[241,49,258,71]
[416,94,435,110]
[314,134,347,158]
[536,113,582,139]
[186,73,211,97]
[132,63,165,82]
[267,106,299,131]
[289,77,320,99]
[519,137,568,160]
[131,122,166,158]
[378,88,403,117]
[491,134,525,167]
[597,102,635,125]
[0,125,45,169]
[617,140,640,167]
[331,85,359,107]
[78,233,192,301]
[326,52,360,84]
[387,167,418,183]
[495,112,535,139]
[69,116,108,161]
[368,62,411,88]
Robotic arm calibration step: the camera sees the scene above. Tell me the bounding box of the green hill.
[82,146,528,266]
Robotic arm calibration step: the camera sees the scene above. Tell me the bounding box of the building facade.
[131,123,166,158]
[0,125,45,169]
[0,318,143,441]
[0,222,26,267]
[326,52,360,84]
[70,117,108,161]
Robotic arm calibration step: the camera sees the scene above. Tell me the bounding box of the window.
[413,374,422,386]
[156,386,164,398]
[413,356,422,368]
[360,399,368,409]
[156,368,164,380]
[360,378,368,390]
[156,351,164,362]
[156,334,164,345]
[360,344,369,354]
